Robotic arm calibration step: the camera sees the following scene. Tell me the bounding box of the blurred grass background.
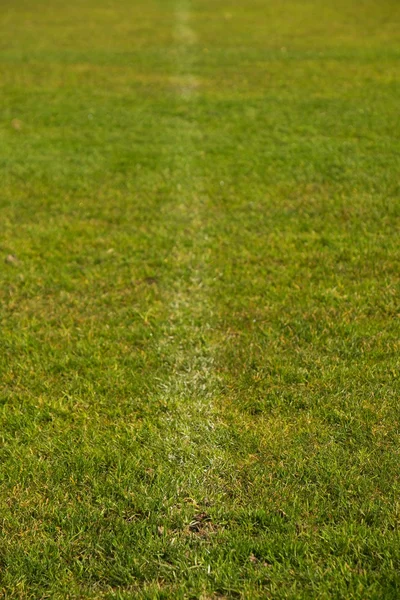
[0,0,399,597]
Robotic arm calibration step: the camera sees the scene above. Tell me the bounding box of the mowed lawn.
[1,0,400,597]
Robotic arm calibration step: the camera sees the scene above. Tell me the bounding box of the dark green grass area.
[1,0,400,597]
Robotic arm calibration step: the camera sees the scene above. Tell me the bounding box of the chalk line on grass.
[155,0,223,472]
[174,0,199,100]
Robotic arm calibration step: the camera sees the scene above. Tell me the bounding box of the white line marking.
[174,0,199,100]
[159,0,221,442]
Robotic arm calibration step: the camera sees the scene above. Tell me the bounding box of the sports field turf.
[0,0,399,597]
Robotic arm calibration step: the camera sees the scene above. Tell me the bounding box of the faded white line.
[158,0,221,434]
[174,0,199,100]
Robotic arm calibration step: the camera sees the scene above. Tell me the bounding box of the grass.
[0,0,400,597]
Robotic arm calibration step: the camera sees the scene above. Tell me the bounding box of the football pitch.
[1,0,399,597]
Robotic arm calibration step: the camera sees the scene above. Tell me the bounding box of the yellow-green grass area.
[1,0,400,597]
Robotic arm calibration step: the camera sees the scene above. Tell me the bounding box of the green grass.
[1,0,400,597]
